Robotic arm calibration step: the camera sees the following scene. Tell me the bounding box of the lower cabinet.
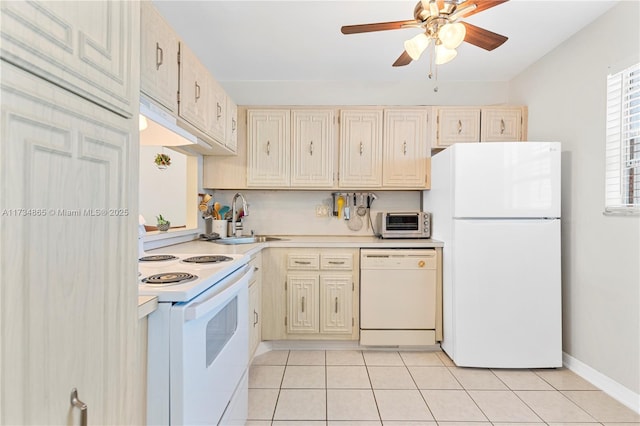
[248,252,262,359]
[262,248,359,341]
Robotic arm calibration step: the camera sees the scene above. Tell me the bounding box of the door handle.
[335,297,338,313]
[70,388,88,426]
[301,296,305,313]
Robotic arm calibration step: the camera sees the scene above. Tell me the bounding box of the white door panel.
[451,219,562,368]
[453,142,561,218]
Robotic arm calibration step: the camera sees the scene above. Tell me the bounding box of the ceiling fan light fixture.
[404,32,431,60]
[439,22,466,49]
[435,43,457,65]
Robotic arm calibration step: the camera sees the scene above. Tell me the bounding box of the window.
[605,62,640,214]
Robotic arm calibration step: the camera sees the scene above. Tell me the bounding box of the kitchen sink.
[214,236,285,245]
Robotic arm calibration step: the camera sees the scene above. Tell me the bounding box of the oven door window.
[206,296,238,367]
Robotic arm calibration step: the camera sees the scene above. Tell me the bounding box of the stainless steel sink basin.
[214,236,285,245]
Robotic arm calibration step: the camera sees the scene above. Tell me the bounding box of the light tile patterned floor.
[246,349,640,426]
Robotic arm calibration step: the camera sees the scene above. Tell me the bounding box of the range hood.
[139,96,234,156]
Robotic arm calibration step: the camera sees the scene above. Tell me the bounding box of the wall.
[139,145,188,226]
[509,1,640,403]
[223,80,510,107]
[210,189,421,236]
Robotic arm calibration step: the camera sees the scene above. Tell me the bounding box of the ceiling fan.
[341,0,509,67]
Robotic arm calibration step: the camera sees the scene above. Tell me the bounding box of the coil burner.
[142,272,198,286]
[139,255,179,262]
[182,255,233,264]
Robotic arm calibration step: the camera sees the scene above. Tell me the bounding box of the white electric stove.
[140,251,252,425]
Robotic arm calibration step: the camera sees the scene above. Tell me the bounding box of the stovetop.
[138,252,248,302]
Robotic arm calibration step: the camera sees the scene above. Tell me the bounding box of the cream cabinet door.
[481,107,523,141]
[140,1,179,114]
[339,110,383,188]
[287,275,320,333]
[209,79,227,144]
[226,97,238,152]
[0,0,138,118]
[247,109,291,187]
[320,275,353,334]
[435,107,481,147]
[0,63,139,425]
[291,110,335,187]
[178,42,212,133]
[383,109,430,188]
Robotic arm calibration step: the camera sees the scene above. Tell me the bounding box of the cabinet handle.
[403,141,407,155]
[301,296,305,313]
[335,297,338,314]
[309,140,313,156]
[294,260,311,265]
[254,266,260,272]
[155,43,163,70]
[217,102,222,119]
[500,119,505,134]
[254,310,259,326]
[195,82,201,102]
[359,142,364,155]
[457,120,463,134]
[232,118,237,132]
[70,388,88,426]
[328,261,345,265]
[266,140,270,155]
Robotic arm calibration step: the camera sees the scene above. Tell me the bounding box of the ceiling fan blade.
[392,50,413,67]
[341,20,418,34]
[462,22,508,51]
[456,0,508,18]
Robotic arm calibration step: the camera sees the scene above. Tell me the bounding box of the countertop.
[146,235,443,258]
[138,295,158,319]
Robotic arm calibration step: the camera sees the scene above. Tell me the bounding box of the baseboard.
[563,352,640,414]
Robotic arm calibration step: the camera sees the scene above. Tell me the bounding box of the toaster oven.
[376,211,431,239]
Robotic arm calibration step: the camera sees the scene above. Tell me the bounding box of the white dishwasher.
[360,249,437,346]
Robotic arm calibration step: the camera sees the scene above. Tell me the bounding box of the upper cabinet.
[291,110,335,188]
[247,109,335,188]
[435,106,528,148]
[178,42,212,133]
[139,2,237,155]
[0,1,139,118]
[435,107,481,147]
[140,1,179,114]
[225,97,239,152]
[339,110,383,188]
[480,106,526,142]
[247,109,291,187]
[383,109,431,189]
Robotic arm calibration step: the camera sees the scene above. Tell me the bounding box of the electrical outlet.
[315,204,329,217]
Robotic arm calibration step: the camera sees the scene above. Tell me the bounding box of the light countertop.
[146,235,443,258]
[138,295,158,319]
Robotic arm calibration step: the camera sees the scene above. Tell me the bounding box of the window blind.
[605,62,640,214]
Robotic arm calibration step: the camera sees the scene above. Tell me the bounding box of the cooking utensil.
[344,194,351,220]
[357,193,366,216]
[366,194,371,229]
[213,202,221,220]
[348,194,363,231]
[336,195,344,219]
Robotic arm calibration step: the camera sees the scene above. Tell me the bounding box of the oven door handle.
[184,264,252,322]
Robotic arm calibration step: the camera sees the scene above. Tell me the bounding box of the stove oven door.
[170,265,252,425]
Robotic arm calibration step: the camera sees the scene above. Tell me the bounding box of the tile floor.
[246,349,640,426]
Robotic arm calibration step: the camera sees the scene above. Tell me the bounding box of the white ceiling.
[153,0,617,85]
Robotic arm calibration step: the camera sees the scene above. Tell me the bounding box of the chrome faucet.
[231,192,249,237]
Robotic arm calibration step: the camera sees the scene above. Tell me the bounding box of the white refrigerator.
[424,142,562,368]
